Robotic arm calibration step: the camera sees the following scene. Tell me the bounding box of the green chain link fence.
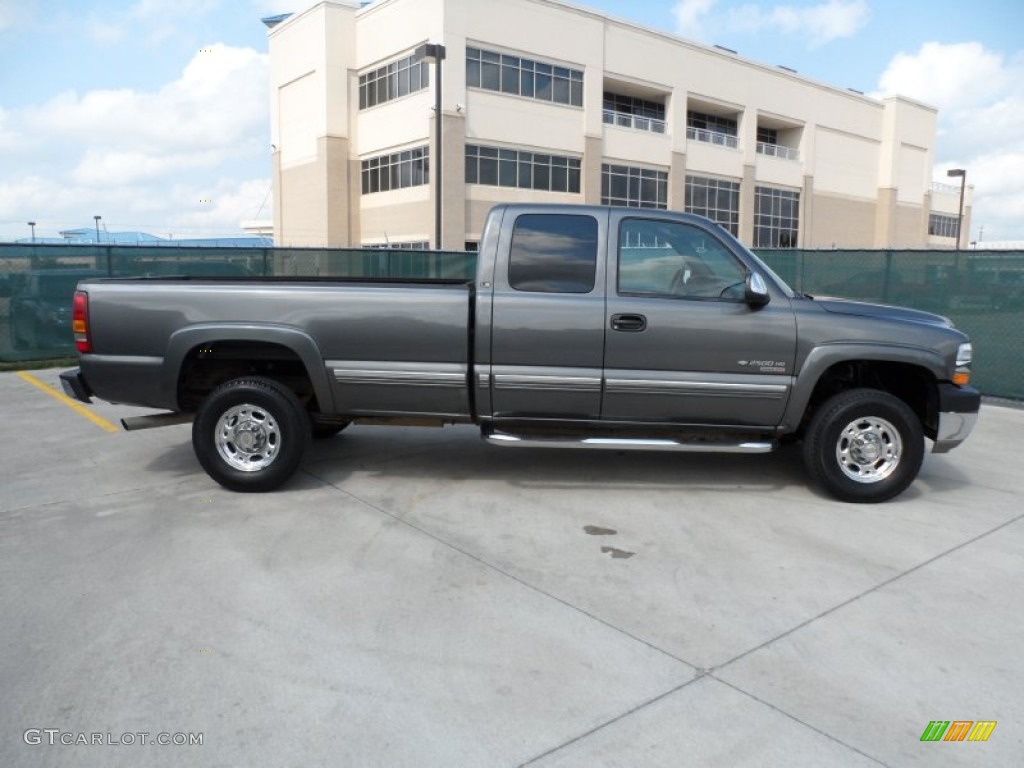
[756,249,1024,400]
[1,243,1020,399]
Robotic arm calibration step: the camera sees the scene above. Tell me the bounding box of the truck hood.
[811,296,952,328]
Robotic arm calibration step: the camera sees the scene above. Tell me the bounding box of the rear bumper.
[59,368,93,403]
[932,383,981,454]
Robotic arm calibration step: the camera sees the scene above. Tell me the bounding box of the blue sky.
[1,0,1022,242]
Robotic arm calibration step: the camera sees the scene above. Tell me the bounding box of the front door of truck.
[601,214,796,427]
[487,210,608,420]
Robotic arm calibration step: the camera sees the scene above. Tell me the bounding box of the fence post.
[882,250,893,304]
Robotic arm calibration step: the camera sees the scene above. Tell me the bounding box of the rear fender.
[163,324,334,413]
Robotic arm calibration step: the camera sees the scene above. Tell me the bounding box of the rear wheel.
[803,388,924,503]
[192,377,310,492]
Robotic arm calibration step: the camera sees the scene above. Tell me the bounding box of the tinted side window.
[509,214,598,293]
[618,218,746,300]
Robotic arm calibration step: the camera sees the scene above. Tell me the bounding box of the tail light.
[72,290,92,353]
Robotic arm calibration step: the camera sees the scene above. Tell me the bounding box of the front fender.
[162,323,335,413]
[779,342,945,432]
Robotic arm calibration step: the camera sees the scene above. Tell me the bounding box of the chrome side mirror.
[745,272,770,306]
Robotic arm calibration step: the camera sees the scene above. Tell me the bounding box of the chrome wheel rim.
[215,403,281,472]
[836,416,902,484]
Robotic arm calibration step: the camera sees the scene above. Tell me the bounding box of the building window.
[361,146,429,195]
[466,47,583,107]
[466,145,581,193]
[601,164,668,209]
[509,214,598,293]
[603,91,666,133]
[929,213,959,238]
[464,241,479,252]
[754,186,800,248]
[364,241,430,250]
[359,53,429,110]
[756,126,778,144]
[687,110,739,148]
[685,175,740,236]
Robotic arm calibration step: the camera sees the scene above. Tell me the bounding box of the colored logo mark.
[920,720,996,742]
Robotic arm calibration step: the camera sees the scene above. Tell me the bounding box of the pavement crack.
[517,677,703,767]
[709,677,893,767]
[301,467,698,671]
[711,511,1024,673]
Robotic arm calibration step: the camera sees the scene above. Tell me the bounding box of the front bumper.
[932,383,981,454]
[59,368,93,403]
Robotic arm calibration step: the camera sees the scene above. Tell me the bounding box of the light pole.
[27,221,36,243]
[94,215,102,243]
[416,42,446,250]
[946,168,966,251]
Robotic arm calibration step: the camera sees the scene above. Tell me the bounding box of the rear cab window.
[508,214,599,294]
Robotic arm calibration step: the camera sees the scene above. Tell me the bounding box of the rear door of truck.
[484,207,608,419]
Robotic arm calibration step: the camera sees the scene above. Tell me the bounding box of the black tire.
[311,421,350,440]
[192,377,311,492]
[802,388,924,503]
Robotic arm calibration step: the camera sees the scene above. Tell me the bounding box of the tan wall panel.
[891,203,926,247]
[466,199,495,242]
[809,192,878,248]
[279,160,327,247]
[361,199,433,244]
[323,136,352,247]
[441,112,467,250]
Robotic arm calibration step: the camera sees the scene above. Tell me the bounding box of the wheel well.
[801,361,938,439]
[177,341,318,413]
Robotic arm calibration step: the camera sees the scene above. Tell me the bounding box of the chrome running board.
[484,431,776,453]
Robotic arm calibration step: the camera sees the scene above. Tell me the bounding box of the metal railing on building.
[686,126,739,148]
[756,141,800,161]
[603,109,667,134]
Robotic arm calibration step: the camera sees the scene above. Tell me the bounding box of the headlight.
[953,342,972,386]
[956,343,973,367]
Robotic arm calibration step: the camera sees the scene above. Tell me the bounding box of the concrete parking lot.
[1,367,1021,767]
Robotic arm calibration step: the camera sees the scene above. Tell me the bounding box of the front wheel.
[192,377,310,492]
[802,388,924,503]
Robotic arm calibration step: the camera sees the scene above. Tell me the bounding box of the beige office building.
[267,0,972,250]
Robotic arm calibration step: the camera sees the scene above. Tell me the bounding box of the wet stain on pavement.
[583,525,617,536]
[600,545,635,559]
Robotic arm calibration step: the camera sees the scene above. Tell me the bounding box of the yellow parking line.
[17,371,120,433]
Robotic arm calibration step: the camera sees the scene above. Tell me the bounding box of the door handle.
[610,313,647,332]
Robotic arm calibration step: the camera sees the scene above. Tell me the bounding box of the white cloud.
[877,43,1024,242]
[673,0,719,38]
[673,0,868,47]
[877,42,1009,111]
[727,0,869,47]
[0,44,271,239]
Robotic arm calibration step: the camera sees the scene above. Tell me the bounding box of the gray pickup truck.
[61,204,979,503]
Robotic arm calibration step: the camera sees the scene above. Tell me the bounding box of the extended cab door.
[601,213,796,427]
[485,208,608,419]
